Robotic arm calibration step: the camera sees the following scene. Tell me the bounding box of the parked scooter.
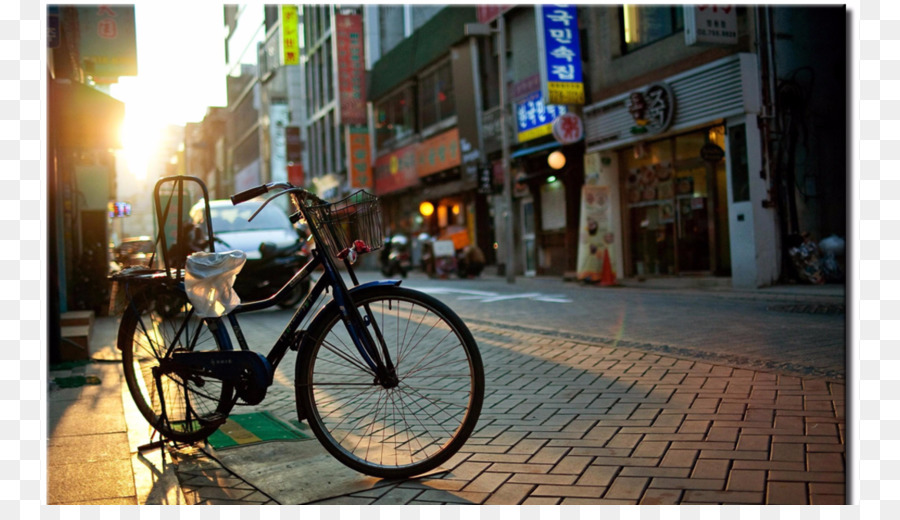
[380,234,412,278]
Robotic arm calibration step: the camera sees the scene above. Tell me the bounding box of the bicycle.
[113,177,485,479]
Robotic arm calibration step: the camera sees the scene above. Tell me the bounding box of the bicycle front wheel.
[296,285,484,479]
[119,284,234,443]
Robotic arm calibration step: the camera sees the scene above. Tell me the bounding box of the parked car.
[189,199,311,308]
[114,236,156,268]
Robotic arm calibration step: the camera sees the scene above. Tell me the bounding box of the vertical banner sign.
[348,126,372,189]
[516,91,568,143]
[269,104,290,184]
[684,5,738,46]
[577,185,617,283]
[336,14,367,125]
[281,6,300,65]
[77,5,138,80]
[537,5,584,106]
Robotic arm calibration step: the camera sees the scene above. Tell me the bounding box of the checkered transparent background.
[860,0,900,518]
[0,0,875,516]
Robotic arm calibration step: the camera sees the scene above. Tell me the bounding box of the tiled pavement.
[168,316,845,505]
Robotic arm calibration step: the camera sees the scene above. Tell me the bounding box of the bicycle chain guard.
[163,350,273,405]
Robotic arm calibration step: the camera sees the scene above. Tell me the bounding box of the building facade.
[365,6,493,269]
[223,5,307,203]
[47,5,133,361]
[212,4,846,288]
[580,5,845,287]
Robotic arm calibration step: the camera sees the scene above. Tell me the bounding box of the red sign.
[552,113,584,144]
[374,143,419,195]
[416,129,460,178]
[287,163,304,187]
[476,5,512,24]
[336,14,367,125]
[348,126,372,189]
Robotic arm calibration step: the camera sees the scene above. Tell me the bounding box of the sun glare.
[118,113,157,181]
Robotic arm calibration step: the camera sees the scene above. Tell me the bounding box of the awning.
[510,140,560,159]
[49,79,125,149]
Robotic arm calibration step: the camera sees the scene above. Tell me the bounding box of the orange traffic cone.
[600,249,616,286]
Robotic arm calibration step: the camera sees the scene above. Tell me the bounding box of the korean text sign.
[516,91,569,143]
[77,5,137,80]
[684,5,738,46]
[348,126,372,190]
[336,14,367,125]
[281,6,300,65]
[538,5,584,106]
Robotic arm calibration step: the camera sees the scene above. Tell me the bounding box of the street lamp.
[466,17,515,284]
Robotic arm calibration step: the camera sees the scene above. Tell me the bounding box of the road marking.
[416,287,572,304]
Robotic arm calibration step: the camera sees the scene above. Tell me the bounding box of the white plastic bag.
[185,250,247,317]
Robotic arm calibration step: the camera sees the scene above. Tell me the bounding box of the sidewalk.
[46,273,846,505]
[48,314,188,505]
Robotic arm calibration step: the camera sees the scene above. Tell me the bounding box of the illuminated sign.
[281,6,300,65]
[516,91,568,143]
[537,5,584,106]
[108,201,131,218]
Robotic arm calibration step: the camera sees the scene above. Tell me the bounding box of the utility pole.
[498,15,515,283]
[467,15,516,283]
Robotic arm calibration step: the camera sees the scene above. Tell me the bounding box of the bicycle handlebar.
[230,185,269,205]
[231,182,327,207]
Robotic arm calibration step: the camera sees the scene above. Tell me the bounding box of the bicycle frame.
[213,189,398,386]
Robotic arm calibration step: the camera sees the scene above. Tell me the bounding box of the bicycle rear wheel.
[296,285,484,479]
[119,284,234,443]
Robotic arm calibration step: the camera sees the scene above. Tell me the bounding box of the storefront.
[583,53,779,288]
[619,126,730,276]
[373,128,484,269]
[415,129,481,252]
[510,140,584,277]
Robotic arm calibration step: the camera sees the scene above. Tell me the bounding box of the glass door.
[673,163,711,272]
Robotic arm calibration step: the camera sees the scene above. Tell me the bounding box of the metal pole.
[498,15,515,283]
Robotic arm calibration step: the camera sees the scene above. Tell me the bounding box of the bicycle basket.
[306,190,384,258]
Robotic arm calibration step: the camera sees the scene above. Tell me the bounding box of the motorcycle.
[380,234,412,278]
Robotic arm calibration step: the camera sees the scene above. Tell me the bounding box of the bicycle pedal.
[198,413,228,427]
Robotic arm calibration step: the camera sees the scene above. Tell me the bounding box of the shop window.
[419,61,456,130]
[374,86,415,150]
[620,5,684,53]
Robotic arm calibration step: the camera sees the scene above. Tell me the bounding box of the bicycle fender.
[355,280,402,290]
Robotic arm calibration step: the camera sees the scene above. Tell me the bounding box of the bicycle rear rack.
[153,175,216,283]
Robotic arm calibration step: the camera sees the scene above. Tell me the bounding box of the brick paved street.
[170,288,845,505]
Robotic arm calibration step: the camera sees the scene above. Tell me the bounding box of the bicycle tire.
[296,285,484,479]
[119,284,235,443]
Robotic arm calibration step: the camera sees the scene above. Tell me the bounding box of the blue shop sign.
[539,4,584,105]
[516,91,568,143]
